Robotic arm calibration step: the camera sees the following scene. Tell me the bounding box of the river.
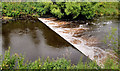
[2,16,119,65]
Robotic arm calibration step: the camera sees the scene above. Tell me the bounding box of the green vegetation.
[2,2,119,19]
[0,2,2,19]
[0,2,1,11]
[1,1,119,70]
[0,47,119,70]
[103,27,119,55]
[102,27,119,69]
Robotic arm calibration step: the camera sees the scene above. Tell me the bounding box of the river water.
[2,16,119,64]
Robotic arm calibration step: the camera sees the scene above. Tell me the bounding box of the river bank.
[1,48,119,70]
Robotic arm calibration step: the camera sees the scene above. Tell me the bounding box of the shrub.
[2,2,118,19]
[0,47,119,70]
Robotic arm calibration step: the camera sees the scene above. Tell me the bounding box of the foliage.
[2,2,119,19]
[95,2,119,16]
[103,57,119,69]
[80,2,96,19]
[0,47,119,70]
[102,27,119,69]
[0,2,2,11]
[50,2,64,18]
[65,2,81,19]
[2,2,48,17]
[103,27,119,55]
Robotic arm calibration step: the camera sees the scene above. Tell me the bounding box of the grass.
[0,47,119,70]
[103,27,119,55]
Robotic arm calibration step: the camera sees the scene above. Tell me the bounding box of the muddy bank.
[2,16,39,24]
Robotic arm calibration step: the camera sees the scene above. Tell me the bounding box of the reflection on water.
[2,18,89,65]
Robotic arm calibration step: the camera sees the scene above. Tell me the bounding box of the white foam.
[38,18,117,66]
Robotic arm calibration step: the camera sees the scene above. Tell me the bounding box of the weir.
[38,17,117,66]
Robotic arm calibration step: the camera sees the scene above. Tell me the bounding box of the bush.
[0,47,119,70]
[2,2,119,19]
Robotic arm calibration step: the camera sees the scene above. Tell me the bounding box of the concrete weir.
[38,17,117,66]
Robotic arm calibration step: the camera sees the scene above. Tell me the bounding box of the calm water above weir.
[2,16,118,64]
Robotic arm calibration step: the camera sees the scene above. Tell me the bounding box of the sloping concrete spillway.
[38,17,117,66]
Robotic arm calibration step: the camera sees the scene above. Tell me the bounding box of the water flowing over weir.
[38,18,117,66]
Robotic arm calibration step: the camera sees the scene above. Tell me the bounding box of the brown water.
[2,18,89,65]
[2,16,119,64]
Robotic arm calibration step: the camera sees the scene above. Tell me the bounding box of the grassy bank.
[2,2,119,20]
[0,47,119,70]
